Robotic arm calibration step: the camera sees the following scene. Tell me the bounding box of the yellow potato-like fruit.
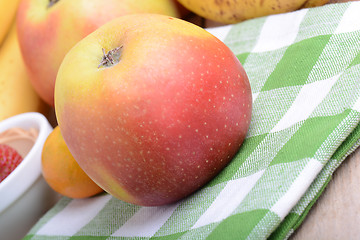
[177,0,328,24]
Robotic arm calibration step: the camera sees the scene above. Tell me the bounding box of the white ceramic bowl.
[0,112,60,240]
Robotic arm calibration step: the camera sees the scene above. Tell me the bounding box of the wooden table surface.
[291,146,360,239]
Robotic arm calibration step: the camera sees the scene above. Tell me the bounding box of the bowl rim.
[0,112,53,214]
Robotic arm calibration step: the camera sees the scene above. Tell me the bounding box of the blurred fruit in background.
[303,0,330,7]
[41,126,103,199]
[0,22,48,122]
[0,144,23,183]
[177,0,329,24]
[16,0,184,107]
[0,0,21,46]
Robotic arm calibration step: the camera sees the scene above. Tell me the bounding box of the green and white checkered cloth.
[24,2,360,239]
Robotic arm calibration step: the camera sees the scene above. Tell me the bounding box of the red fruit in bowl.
[0,144,23,183]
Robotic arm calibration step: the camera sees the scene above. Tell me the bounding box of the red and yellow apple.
[16,0,183,106]
[55,14,252,206]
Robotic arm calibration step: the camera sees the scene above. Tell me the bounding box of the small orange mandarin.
[41,126,103,198]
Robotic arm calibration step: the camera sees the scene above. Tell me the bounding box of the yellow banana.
[177,0,328,24]
[0,21,48,122]
[0,0,21,46]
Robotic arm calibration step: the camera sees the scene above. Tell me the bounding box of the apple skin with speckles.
[54,14,252,206]
[16,0,182,106]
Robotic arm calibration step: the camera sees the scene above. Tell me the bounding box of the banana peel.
[0,22,49,122]
[0,0,21,46]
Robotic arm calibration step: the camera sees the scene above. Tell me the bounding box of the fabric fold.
[24,2,360,239]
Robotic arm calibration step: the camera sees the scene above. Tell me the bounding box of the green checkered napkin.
[24,2,360,239]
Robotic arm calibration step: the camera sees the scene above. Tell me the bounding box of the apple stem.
[98,47,122,68]
[48,0,59,8]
